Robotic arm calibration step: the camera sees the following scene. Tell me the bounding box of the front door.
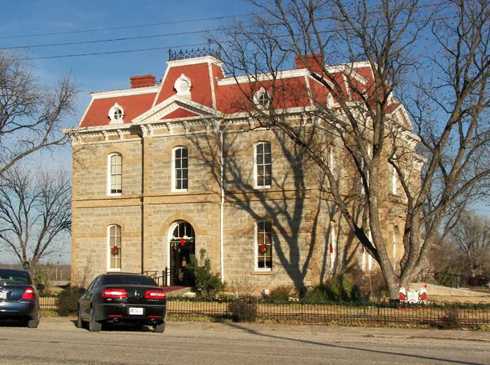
[169,221,195,286]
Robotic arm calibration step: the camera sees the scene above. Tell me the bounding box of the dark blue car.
[0,269,40,328]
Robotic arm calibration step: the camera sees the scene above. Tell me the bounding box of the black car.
[77,272,166,332]
[0,269,40,328]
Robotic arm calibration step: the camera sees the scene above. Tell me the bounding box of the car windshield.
[102,275,156,286]
[0,270,31,285]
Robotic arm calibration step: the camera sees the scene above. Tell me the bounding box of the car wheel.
[27,314,39,328]
[153,322,165,333]
[88,307,102,332]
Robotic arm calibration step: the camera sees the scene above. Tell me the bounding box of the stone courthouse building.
[68,49,417,292]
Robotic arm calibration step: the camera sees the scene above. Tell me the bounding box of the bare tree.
[448,211,490,279]
[211,0,490,299]
[0,52,75,176]
[0,167,71,270]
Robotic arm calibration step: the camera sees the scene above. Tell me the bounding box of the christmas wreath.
[111,245,119,256]
[171,237,194,250]
[259,244,267,254]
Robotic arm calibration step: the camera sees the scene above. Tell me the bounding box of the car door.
[79,277,98,319]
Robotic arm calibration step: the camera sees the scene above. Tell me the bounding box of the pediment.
[133,96,219,124]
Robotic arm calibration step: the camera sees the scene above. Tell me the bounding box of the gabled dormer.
[153,49,225,110]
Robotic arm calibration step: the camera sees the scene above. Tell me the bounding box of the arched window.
[256,220,272,271]
[108,153,122,195]
[108,103,124,124]
[108,225,121,271]
[255,142,272,188]
[172,147,188,191]
[253,87,271,108]
[171,221,195,241]
[390,165,399,195]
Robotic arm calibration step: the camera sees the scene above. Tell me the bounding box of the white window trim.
[107,225,121,272]
[107,153,122,196]
[253,87,271,109]
[174,73,192,98]
[171,146,188,193]
[254,220,272,272]
[254,141,272,189]
[391,165,399,195]
[108,102,124,124]
[329,146,337,177]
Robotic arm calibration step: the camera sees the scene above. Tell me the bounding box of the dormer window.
[174,74,191,98]
[253,87,271,108]
[108,103,124,124]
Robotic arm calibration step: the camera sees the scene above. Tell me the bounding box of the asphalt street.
[0,318,489,364]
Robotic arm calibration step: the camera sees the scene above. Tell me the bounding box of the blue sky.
[0,1,487,264]
[0,0,250,170]
[0,1,251,263]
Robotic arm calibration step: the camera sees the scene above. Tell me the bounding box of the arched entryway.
[168,221,195,286]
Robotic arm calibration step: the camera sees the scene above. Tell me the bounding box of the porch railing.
[143,268,177,287]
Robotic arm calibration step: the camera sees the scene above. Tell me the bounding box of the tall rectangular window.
[255,142,272,188]
[173,147,188,191]
[108,225,121,270]
[108,153,122,195]
[390,165,399,195]
[256,220,272,271]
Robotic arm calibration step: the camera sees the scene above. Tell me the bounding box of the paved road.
[0,318,489,364]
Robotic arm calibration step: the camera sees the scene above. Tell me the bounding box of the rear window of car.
[101,275,156,286]
[0,270,31,285]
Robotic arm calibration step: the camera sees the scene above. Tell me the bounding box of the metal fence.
[166,298,490,327]
[40,296,490,328]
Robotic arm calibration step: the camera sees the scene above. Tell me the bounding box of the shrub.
[267,286,292,303]
[188,249,224,297]
[56,287,84,316]
[440,307,461,329]
[303,285,330,304]
[304,277,364,304]
[229,296,257,322]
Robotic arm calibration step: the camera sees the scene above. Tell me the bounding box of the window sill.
[107,193,122,197]
[171,189,188,193]
[253,270,272,275]
[107,268,121,272]
[254,185,271,190]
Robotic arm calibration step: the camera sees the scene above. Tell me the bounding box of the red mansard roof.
[78,55,383,129]
[80,92,157,127]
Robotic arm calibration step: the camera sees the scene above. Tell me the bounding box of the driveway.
[0,318,489,364]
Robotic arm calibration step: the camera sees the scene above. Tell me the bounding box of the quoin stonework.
[67,49,420,293]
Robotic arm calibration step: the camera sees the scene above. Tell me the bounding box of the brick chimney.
[130,74,156,88]
[295,54,324,73]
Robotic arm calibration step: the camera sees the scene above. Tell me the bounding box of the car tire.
[153,322,165,333]
[88,307,102,332]
[76,308,84,329]
[27,315,39,328]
